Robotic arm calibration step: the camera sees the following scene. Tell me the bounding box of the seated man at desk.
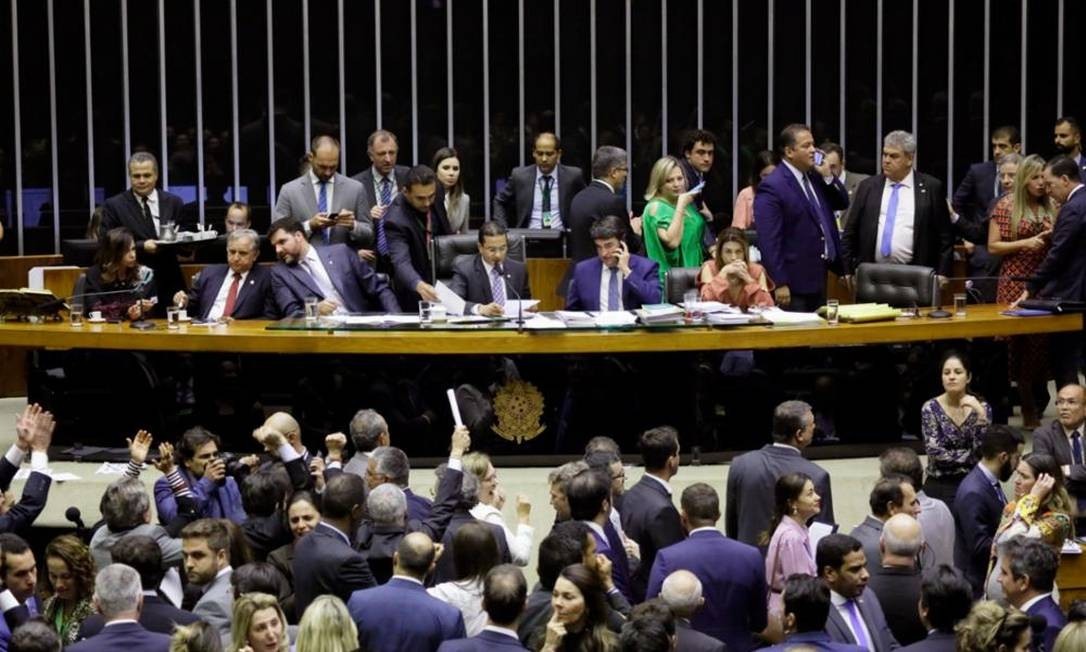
[448,221,531,317]
[267,217,400,317]
[566,215,660,311]
[173,228,277,321]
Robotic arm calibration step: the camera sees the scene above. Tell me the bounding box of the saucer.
[86,317,107,323]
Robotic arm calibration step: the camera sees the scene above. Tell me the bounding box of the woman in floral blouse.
[41,534,97,646]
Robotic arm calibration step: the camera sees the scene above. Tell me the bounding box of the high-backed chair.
[854,262,935,308]
[431,232,526,285]
[665,267,701,304]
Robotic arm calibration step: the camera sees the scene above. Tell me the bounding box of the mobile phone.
[326,211,340,220]
[814,150,825,166]
[690,181,706,194]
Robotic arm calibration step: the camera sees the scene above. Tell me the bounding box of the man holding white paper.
[448,221,531,317]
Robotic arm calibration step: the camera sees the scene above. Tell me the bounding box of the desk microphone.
[929,274,1016,319]
[65,506,88,541]
[129,267,157,330]
[496,264,526,332]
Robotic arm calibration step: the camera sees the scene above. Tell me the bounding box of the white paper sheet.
[338,314,421,325]
[503,300,540,318]
[808,521,838,553]
[435,281,467,316]
[593,311,638,327]
[761,307,824,326]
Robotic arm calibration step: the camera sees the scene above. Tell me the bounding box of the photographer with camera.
[153,427,246,525]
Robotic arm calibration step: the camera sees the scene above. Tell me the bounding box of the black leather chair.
[61,239,100,267]
[665,267,701,304]
[854,262,935,308]
[431,232,526,284]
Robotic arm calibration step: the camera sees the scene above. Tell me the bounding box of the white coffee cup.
[177,309,188,320]
[89,310,103,321]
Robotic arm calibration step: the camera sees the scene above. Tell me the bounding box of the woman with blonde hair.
[41,534,97,645]
[1054,620,1086,652]
[170,621,224,652]
[464,451,532,566]
[229,592,289,652]
[295,595,357,652]
[642,156,710,285]
[955,600,1031,652]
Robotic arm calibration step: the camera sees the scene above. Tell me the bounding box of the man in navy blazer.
[761,575,866,652]
[438,564,529,651]
[953,126,1020,229]
[567,146,640,262]
[566,215,660,311]
[953,425,1023,596]
[646,483,766,652]
[567,467,633,602]
[754,123,849,312]
[67,564,171,652]
[348,532,466,652]
[448,221,532,317]
[173,229,277,320]
[267,216,400,317]
[818,534,899,652]
[998,536,1066,652]
[384,165,453,310]
[897,564,973,652]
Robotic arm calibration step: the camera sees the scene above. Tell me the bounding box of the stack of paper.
[680,300,733,314]
[555,311,597,327]
[825,303,902,323]
[707,312,758,325]
[761,307,824,326]
[594,311,638,327]
[635,303,685,325]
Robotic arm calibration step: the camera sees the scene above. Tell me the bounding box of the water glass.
[430,304,448,324]
[304,297,319,323]
[419,300,435,325]
[954,293,967,317]
[825,299,840,326]
[683,289,702,321]
[166,307,180,329]
[69,302,84,327]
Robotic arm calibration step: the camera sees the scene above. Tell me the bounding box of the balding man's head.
[881,514,922,562]
[395,532,436,579]
[1057,383,1086,430]
[659,569,704,619]
[265,412,299,437]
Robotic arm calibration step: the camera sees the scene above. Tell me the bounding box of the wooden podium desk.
[1059,543,1086,611]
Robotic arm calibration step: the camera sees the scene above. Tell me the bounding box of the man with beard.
[952,425,1024,597]
[180,519,234,640]
[1054,116,1086,176]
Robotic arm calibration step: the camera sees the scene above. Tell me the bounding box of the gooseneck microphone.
[496,263,526,332]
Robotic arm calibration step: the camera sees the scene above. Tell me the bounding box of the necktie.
[140,195,154,231]
[607,268,620,311]
[844,600,870,650]
[801,174,820,209]
[377,178,391,255]
[318,180,330,245]
[993,480,1007,505]
[541,175,554,227]
[1073,431,1083,465]
[222,272,242,318]
[881,182,904,258]
[490,267,506,307]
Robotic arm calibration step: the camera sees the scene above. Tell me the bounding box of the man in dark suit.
[431,468,512,584]
[292,473,376,619]
[350,129,411,266]
[384,165,452,310]
[897,565,972,652]
[565,215,660,311]
[647,483,765,652]
[619,600,678,652]
[0,404,54,535]
[818,534,899,652]
[366,446,433,523]
[267,216,400,316]
[679,129,723,245]
[1053,116,1086,176]
[850,475,927,575]
[620,426,686,602]
[865,514,926,646]
[653,571,727,652]
[725,400,835,547]
[1031,383,1086,521]
[0,533,43,648]
[953,425,1023,596]
[67,565,170,652]
[841,130,954,279]
[761,575,866,652]
[822,141,870,210]
[438,565,529,651]
[754,123,849,311]
[273,135,374,249]
[953,126,1021,229]
[997,536,1066,652]
[347,532,466,652]
[1015,156,1086,386]
[173,229,276,320]
[99,152,191,308]
[492,132,586,229]
[449,221,531,317]
[567,468,633,602]
[567,146,638,262]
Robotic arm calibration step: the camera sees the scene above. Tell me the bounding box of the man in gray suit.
[181,519,234,641]
[343,409,390,478]
[822,141,869,230]
[849,475,929,575]
[274,135,373,249]
[351,129,411,265]
[725,400,835,547]
[818,534,899,652]
[1032,383,1086,522]
[492,132,586,229]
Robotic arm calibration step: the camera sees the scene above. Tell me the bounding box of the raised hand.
[14,404,44,452]
[153,442,176,475]
[325,432,347,462]
[127,430,153,465]
[1030,473,1056,500]
[30,409,55,453]
[450,425,471,458]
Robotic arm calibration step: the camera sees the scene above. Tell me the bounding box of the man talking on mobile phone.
[566,215,661,311]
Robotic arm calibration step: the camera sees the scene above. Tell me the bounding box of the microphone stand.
[928,272,952,319]
[130,298,156,330]
[500,265,526,333]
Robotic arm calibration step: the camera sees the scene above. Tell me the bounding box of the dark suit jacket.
[565,255,661,311]
[516,585,630,645]
[347,577,466,652]
[66,621,171,652]
[850,516,936,576]
[841,171,954,275]
[78,594,198,638]
[897,631,956,652]
[676,620,727,652]
[291,521,377,620]
[449,255,531,314]
[351,165,411,218]
[185,264,278,320]
[763,630,867,652]
[406,488,433,523]
[270,243,400,316]
[824,590,900,652]
[568,180,639,261]
[646,529,767,652]
[242,513,292,562]
[1029,185,1086,300]
[619,475,686,602]
[432,509,512,584]
[438,629,528,651]
[384,192,452,309]
[953,465,1004,595]
[753,164,849,295]
[1026,595,1066,652]
[867,565,925,646]
[584,522,633,603]
[99,188,191,304]
[0,456,50,534]
[725,445,835,547]
[1031,420,1086,513]
[492,164,586,228]
[953,161,998,234]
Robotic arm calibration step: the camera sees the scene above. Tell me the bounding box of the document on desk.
[593,311,638,327]
[435,281,467,316]
[520,314,567,329]
[555,311,597,327]
[707,312,757,325]
[338,314,421,325]
[504,300,539,318]
[761,307,824,326]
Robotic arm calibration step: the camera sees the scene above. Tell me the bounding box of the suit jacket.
[1028,184,1086,300]
[78,594,198,638]
[274,172,375,247]
[99,188,191,304]
[348,577,466,652]
[449,255,531,314]
[1032,420,1086,513]
[242,513,292,562]
[0,455,50,534]
[406,488,433,523]
[675,620,727,652]
[351,165,411,219]
[184,264,278,320]
[67,621,171,652]
[953,465,1005,596]
[438,628,528,651]
[384,192,453,309]
[867,565,925,646]
[849,516,936,576]
[953,161,998,232]
[1026,595,1066,652]
[763,630,867,652]
[583,522,633,603]
[432,509,512,584]
[567,180,640,261]
[825,590,900,652]
[753,164,849,295]
[565,255,661,311]
[154,470,245,525]
[646,529,767,652]
[841,171,954,275]
[725,445,835,547]
[270,243,400,316]
[619,475,686,602]
[897,631,956,652]
[843,171,871,202]
[193,568,233,640]
[292,521,377,620]
[492,164,586,228]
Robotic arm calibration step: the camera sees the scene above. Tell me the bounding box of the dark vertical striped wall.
[0,0,1075,255]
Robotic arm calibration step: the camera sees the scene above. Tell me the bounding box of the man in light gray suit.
[822,141,869,230]
[181,519,234,641]
[492,132,586,229]
[343,409,390,478]
[274,134,374,249]
[351,129,410,265]
[725,400,835,547]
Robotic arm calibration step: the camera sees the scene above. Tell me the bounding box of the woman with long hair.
[40,534,97,645]
[267,490,321,622]
[641,156,710,286]
[433,147,470,233]
[295,595,357,652]
[428,521,502,636]
[532,563,618,652]
[170,621,224,652]
[731,150,776,229]
[229,592,289,652]
[762,473,821,638]
[464,451,532,566]
[955,600,1031,652]
[81,227,157,321]
[698,227,774,310]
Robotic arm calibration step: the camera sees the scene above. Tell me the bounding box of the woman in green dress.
[642,155,710,286]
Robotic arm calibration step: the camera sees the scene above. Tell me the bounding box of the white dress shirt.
[300,246,349,315]
[428,578,487,636]
[206,269,250,321]
[875,170,916,264]
[471,259,508,315]
[831,590,874,647]
[470,501,534,566]
[598,265,624,311]
[139,189,162,234]
[1019,592,1054,613]
[530,167,563,229]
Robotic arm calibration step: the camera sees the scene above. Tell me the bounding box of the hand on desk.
[478,303,505,318]
[127,300,156,321]
[1010,289,1029,310]
[317,299,339,316]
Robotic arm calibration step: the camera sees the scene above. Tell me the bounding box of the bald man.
[658,571,727,652]
[866,514,926,646]
[1032,383,1086,525]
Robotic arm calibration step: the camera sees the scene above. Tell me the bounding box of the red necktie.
[222,273,241,317]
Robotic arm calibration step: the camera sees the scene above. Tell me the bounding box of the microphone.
[64,506,85,530]
[928,274,1016,319]
[129,267,157,331]
[498,263,526,332]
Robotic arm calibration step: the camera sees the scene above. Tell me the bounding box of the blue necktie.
[1073,431,1083,465]
[377,177,391,255]
[880,182,903,258]
[845,600,870,650]
[317,180,330,245]
[490,267,506,308]
[801,174,820,208]
[607,268,620,311]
